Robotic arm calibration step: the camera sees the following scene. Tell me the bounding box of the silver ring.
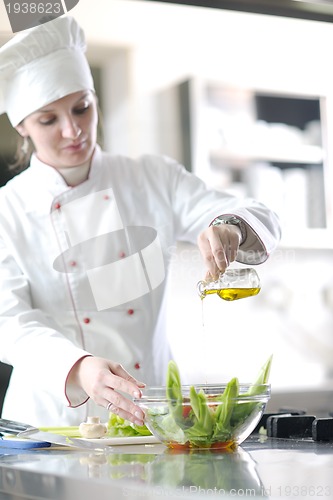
[107,402,114,412]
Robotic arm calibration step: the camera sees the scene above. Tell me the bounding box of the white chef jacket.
[0,146,280,426]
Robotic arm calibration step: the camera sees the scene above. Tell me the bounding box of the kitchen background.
[1,0,333,414]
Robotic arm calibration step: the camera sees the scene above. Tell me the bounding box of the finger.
[104,401,145,426]
[103,364,145,401]
[103,389,145,426]
[204,270,214,282]
[212,225,241,270]
[104,366,147,421]
[107,403,145,426]
[215,233,230,273]
[198,230,226,278]
[207,227,230,276]
[227,226,242,263]
[110,363,146,390]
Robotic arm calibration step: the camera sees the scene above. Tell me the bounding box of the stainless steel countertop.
[0,435,333,499]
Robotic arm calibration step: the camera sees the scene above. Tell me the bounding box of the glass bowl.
[134,383,270,450]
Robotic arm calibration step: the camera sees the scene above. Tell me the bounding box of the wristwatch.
[211,215,247,244]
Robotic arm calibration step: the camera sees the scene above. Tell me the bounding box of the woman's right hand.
[197,223,242,279]
[68,356,146,426]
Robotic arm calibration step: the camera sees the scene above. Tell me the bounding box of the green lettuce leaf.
[213,376,239,441]
[107,413,152,437]
[184,387,214,445]
[165,360,184,424]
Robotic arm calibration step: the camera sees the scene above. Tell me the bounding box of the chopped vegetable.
[39,427,82,437]
[213,377,239,441]
[107,413,152,437]
[185,387,214,446]
[166,359,184,424]
[230,355,273,425]
[251,353,273,389]
[147,356,272,449]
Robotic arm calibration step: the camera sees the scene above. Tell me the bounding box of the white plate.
[81,435,160,446]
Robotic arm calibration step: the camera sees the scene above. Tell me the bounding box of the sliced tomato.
[168,442,190,451]
[182,405,192,418]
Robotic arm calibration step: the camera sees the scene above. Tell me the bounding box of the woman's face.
[16,90,98,170]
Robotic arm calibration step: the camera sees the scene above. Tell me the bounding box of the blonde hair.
[9,134,33,173]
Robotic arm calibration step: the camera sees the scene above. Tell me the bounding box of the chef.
[0,16,281,427]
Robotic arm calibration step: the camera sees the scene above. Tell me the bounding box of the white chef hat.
[0,16,95,127]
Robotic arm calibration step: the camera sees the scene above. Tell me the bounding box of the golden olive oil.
[200,287,260,301]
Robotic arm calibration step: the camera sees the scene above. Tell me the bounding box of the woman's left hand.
[197,223,242,279]
[68,356,146,426]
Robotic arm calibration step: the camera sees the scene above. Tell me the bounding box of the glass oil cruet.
[197,268,261,301]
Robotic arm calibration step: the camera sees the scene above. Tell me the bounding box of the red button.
[54,202,61,210]
[69,260,77,267]
[134,363,141,370]
[119,251,126,258]
[127,309,134,315]
[83,317,91,324]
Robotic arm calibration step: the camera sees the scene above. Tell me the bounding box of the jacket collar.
[29,145,102,185]
[22,145,103,212]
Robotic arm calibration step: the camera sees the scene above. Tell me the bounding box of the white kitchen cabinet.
[178,78,333,249]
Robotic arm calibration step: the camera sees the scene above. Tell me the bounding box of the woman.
[0,16,280,427]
